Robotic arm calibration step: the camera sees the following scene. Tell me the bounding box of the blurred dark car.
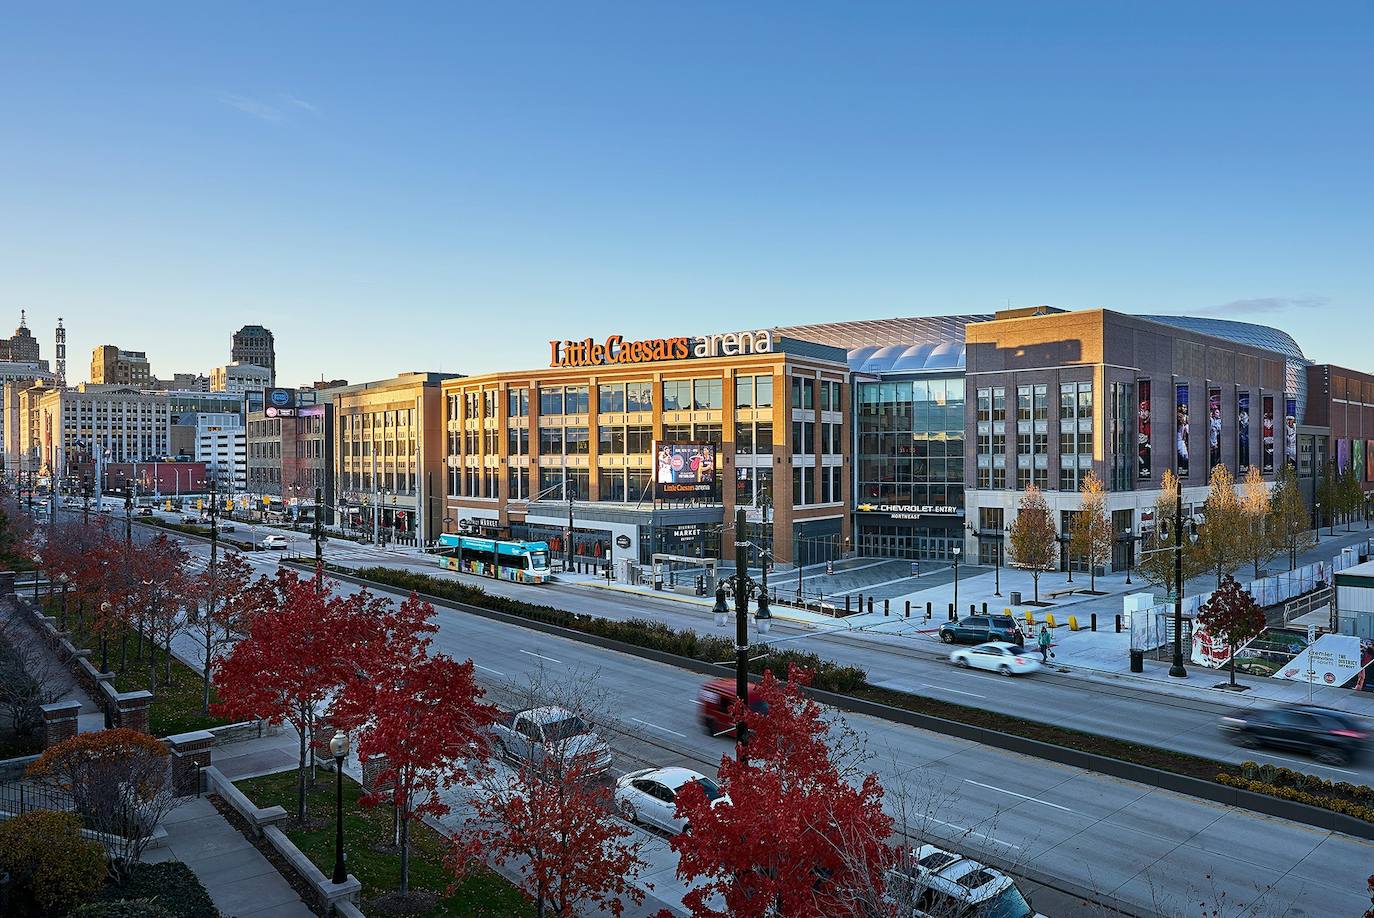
[1219,704,1368,765]
[698,677,769,737]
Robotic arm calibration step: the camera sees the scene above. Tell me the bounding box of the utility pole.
[125,481,133,546]
[1169,475,1187,678]
[733,506,750,759]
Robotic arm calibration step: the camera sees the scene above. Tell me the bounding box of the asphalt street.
[117,516,1374,918]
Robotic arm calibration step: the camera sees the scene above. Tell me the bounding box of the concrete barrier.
[202,765,287,835]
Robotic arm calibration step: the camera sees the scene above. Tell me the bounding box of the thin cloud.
[219,92,317,122]
[1198,296,1329,317]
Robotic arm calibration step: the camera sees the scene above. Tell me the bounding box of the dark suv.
[939,615,1022,647]
[1219,704,1368,765]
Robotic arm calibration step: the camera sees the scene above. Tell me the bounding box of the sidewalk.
[144,796,312,918]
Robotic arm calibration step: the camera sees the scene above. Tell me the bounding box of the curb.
[290,559,1374,843]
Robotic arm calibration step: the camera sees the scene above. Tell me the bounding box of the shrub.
[344,565,870,692]
[0,809,107,915]
[71,902,175,918]
[102,861,217,918]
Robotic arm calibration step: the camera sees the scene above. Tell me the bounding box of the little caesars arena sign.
[550,329,774,368]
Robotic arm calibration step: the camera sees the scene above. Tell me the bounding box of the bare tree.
[1239,467,1278,579]
[0,605,64,746]
[1069,471,1112,592]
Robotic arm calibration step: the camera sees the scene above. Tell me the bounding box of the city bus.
[434,533,552,584]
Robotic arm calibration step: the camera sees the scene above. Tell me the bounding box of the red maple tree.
[1196,575,1267,686]
[213,568,394,821]
[333,594,497,896]
[670,668,894,918]
[134,534,195,689]
[451,696,645,918]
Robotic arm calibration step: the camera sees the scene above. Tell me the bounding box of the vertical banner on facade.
[1237,391,1251,474]
[1261,395,1275,474]
[1137,379,1152,480]
[1207,387,1222,471]
[1284,396,1297,469]
[1338,438,1351,473]
[1356,440,1366,484]
[1175,383,1190,477]
[1367,440,1374,482]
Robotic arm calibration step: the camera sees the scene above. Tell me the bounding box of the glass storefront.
[855,374,966,561]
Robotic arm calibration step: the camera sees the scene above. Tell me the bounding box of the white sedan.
[614,767,726,834]
[260,534,289,550]
[949,641,1042,677]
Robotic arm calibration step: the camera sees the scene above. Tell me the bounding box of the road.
[106,514,1373,918]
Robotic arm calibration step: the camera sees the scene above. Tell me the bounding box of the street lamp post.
[1121,528,1136,585]
[313,484,324,570]
[30,553,41,604]
[951,546,961,615]
[58,572,69,629]
[1169,475,1188,678]
[98,601,111,674]
[329,730,349,884]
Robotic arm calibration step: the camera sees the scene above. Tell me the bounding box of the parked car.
[181,514,198,524]
[221,522,237,533]
[949,641,1041,677]
[491,706,612,777]
[137,507,154,517]
[885,844,1045,918]
[1219,704,1368,765]
[614,767,727,833]
[697,677,770,737]
[260,534,289,550]
[939,614,1022,646]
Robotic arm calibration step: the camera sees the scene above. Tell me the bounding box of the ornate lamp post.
[329,730,350,884]
[57,572,70,629]
[951,545,961,615]
[30,553,41,604]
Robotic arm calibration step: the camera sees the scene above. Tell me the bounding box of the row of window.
[448,374,815,421]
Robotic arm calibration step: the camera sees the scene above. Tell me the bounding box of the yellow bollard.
[1024,610,1035,627]
[1046,613,1058,629]
[1068,615,1079,632]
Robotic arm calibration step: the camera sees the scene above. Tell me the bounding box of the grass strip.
[236,770,530,917]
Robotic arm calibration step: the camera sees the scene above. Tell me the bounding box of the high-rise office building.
[231,325,276,384]
[90,345,152,385]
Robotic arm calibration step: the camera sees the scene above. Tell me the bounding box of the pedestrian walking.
[1037,624,1052,663]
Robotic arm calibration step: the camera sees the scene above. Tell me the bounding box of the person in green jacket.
[1037,624,1052,663]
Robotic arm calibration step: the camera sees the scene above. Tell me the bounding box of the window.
[598,425,625,454]
[627,425,653,454]
[694,423,721,443]
[755,375,773,408]
[790,377,815,410]
[628,468,651,503]
[565,386,589,415]
[1058,381,1094,490]
[792,420,815,455]
[539,427,563,455]
[599,469,626,502]
[565,426,590,455]
[821,464,842,503]
[508,427,529,455]
[626,381,653,412]
[822,422,842,454]
[820,380,842,412]
[736,375,755,408]
[662,380,692,411]
[693,378,722,410]
[737,423,754,454]
[663,423,691,442]
[598,384,625,413]
[539,388,564,416]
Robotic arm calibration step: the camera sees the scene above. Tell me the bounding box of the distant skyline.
[2,3,1369,386]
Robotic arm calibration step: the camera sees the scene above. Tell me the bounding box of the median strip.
[291,559,1374,839]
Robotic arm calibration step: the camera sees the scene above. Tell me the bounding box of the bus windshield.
[528,551,549,570]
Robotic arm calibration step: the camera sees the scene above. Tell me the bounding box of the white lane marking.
[1254,752,1358,776]
[920,683,986,699]
[964,779,1074,812]
[924,816,1023,850]
[473,664,505,677]
[632,717,686,738]
[519,649,563,665]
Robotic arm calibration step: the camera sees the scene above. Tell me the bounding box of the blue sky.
[2,3,1370,386]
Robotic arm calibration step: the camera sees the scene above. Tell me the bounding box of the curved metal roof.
[776,314,992,373]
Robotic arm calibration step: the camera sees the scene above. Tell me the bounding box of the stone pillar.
[113,690,154,733]
[40,700,81,749]
[165,730,215,796]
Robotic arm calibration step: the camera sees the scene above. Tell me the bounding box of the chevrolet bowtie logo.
[856,503,876,512]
